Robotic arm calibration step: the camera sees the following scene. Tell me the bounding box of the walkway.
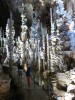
[11,66,48,100]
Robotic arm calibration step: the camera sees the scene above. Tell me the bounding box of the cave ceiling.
[0,0,57,38]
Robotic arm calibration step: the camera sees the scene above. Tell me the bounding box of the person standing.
[18,63,23,78]
[17,58,23,79]
[26,59,31,89]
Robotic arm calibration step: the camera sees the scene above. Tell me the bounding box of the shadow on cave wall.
[0,0,10,37]
[0,0,32,40]
[0,0,22,39]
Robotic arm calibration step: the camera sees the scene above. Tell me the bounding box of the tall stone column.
[8,12,14,78]
[72,0,75,12]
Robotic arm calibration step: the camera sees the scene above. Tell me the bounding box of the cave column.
[70,0,75,12]
[50,7,54,71]
[37,39,41,86]
[8,12,14,77]
[41,23,47,71]
[46,33,50,70]
[21,3,28,64]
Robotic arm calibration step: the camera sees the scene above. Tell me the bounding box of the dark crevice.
[0,0,10,37]
[0,0,22,39]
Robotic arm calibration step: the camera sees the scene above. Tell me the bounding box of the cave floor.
[0,66,48,100]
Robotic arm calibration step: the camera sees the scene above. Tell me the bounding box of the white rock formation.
[65,92,75,100]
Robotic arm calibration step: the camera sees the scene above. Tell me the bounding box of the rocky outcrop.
[64,69,75,100]
[56,72,70,91]
[0,72,11,96]
[51,60,75,99]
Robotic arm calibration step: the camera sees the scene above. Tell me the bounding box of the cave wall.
[0,0,57,38]
[0,0,10,37]
[0,0,31,38]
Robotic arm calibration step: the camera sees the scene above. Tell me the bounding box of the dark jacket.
[26,67,31,76]
[17,60,23,70]
[18,64,23,70]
